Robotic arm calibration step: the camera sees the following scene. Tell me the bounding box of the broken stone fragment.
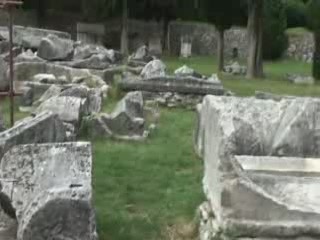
[140,59,166,79]
[37,34,74,61]
[0,111,66,161]
[33,84,63,107]
[36,96,86,125]
[287,73,315,85]
[14,49,45,63]
[84,92,147,140]
[0,142,98,240]
[174,65,202,78]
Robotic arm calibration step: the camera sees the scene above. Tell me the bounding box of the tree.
[306,0,320,79]
[246,0,264,79]
[202,0,246,71]
[120,0,129,56]
[263,0,288,60]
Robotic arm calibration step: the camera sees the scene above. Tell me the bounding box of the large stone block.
[36,96,86,124]
[0,142,97,240]
[119,76,224,95]
[0,26,71,50]
[0,112,66,161]
[37,34,74,61]
[13,62,113,84]
[197,96,320,239]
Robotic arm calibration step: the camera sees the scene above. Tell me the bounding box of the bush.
[263,0,288,60]
[285,0,307,28]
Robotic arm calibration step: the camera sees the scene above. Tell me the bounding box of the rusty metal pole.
[0,1,23,127]
[8,5,14,127]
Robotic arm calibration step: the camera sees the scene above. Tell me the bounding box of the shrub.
[285,0,307,28]
[263,0,288,60]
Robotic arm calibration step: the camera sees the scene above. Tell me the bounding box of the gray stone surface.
[67,54,110,70]
[13,26,71,49]
[223,61,247,75]
[140,59,166,79]
[36,96,86,124]
[60,86,102,114]
[74,44,122,64]
[286,30,314,63]
[197,96,320,239]
[130,45,153,62]
[0,56,8,91]
[13,62,111,86]
[33,73,57,83]
[37,34,74,61]
[0,111,66,161]
[174,65,204,79]
[33,84,63,106]
[287,74,315,85]
[0,142,97,240]
[119,75,224,95]
[14,50,44,63]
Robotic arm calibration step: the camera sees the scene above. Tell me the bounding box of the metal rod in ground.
[8,6,14,127]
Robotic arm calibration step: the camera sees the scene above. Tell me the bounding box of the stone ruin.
[223,61,247,76]
[120,52,225,108]
[0,110,97,239]
[195,95,320,240]
[83,91,159,140]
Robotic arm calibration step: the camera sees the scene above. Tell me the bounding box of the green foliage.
[201,0,247,30]
[285,0,307,28]
[263,0,288,60]
[306,0,320,31]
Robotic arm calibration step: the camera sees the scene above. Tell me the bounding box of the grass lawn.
[0,56,318,239]
[164,56,320,97]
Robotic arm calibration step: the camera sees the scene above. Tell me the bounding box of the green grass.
[94,109,203,240]
[0,99,29,127]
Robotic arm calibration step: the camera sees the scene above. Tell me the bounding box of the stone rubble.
[287,73,315,85]
[84,91,151,140]
[223,61,247,75]
[140,59,167,79]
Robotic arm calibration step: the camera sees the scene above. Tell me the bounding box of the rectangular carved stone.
[0,142,97,240]
[197,96,320,240]
[0,111,66,161]
[119,76,225,95]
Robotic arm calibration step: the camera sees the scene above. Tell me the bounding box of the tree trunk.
[313,31,320,80]
[246,0,264,79]
[121,0,129,56]
[217,29,225,72]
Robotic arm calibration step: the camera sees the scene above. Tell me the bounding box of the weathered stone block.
[0,112,66,161]
[36,96,86,124]
[197,96,320,239]
[0,142,97,240]
[37,34,74,61]
[119,76,224,95]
